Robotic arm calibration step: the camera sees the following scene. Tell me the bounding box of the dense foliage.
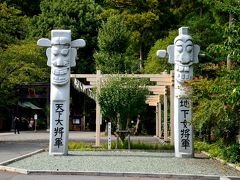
[0,3,28,48]
[97,76,149,131]
[94,15,139,73]
[0,40,49,125]
[29,0,102,73]
[0,0,239,148]
[195,140,240,163]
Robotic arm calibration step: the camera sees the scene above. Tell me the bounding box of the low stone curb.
[0,149,45,166]
[0,165,28,174]
[10,169,240,180]
[202,151,240,173]
[0,149,45,174]
[1,166,239,179]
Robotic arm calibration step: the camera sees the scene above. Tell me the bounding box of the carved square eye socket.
[61,49,69,56]
[186,45,193,52]
[176,45,183,52]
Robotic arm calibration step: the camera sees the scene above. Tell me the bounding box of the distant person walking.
[14,117,20,134]
[28,118,34,130]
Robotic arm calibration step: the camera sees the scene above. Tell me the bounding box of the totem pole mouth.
[52,67,69,85]
[176,64,192,82]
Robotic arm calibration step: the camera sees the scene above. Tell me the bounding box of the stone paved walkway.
[0,131,240,179]
[0,131,163,164]
[2,150,240,179]
[0,131,162,144]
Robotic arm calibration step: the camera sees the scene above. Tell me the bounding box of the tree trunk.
[126,117,130,130]
[227,12,234,70]
[117,113,120,130]
[199,6,203,17]
[139,43,143,71]
[134,115,141,135]
[227,54,231,70]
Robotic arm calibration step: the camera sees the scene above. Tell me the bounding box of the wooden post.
[46,86,50,130]
[128,132,130,150]
[170,70,174,144]
[156,104,159,137]
[82,95,86,131]
[95,70,101,147]
[164,86,168,142]
[158,100,162,138]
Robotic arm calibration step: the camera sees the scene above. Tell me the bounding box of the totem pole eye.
[61,48,70,56]
[186,45,193,52]
[52,49,59,56]
[176,45,183,52]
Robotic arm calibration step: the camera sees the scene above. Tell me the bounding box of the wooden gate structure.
[71,70,174,146]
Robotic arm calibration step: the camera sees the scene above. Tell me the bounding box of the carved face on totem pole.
[171,28,200,82]
[37,30,86,86]
[157,27,200,83]
[173,30,194,82]
[49,34,72,85]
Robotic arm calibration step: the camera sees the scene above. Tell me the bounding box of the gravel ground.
[5,151,240,177]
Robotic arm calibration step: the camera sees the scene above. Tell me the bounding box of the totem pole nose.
[180,52,191,64]
[56,58,65,66]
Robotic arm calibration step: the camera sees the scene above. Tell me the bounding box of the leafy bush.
[208,144,222,158]
[97,76,149,142]
[194,140,240,164]
[194,141,210,152]
[144,30,176,74]
[222,144,240,163]
[192,70,240,144]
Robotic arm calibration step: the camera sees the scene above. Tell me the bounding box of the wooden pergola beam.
[71,73,172,79]
[71,71,174,146]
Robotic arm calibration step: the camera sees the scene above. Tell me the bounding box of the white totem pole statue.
[37,30,86,155]
[157,27,200,158]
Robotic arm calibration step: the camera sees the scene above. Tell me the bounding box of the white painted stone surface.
[157,27,200,158]
[37,30,85,155]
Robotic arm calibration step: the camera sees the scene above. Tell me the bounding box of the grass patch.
[68,142,103,150]
[69,141,174,151]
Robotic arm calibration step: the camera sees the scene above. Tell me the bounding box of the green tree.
[5,0,41,16]
[0,40,49,122]
[29,0,102,73]
[188,0,240,144]
[102,0,173,70]
[0,3,28,49]
[184,0,240,63]
[97,76,149,141]
[191,62,240,144]
[144,30,176,74]
[170,0,202,22]
[202,0,240,14]
[94,15,139,73]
